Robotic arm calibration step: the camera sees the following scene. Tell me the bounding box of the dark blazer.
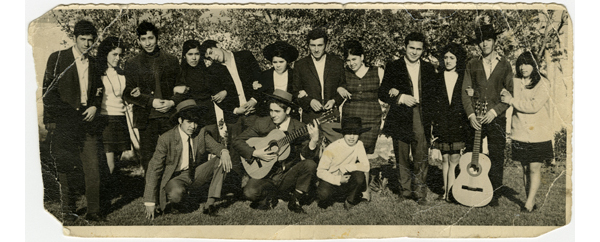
[378,57,436,143]
[292,54,346,123]
[430,71,469,143]
[205,50,261,124]
[143,125,226,210]
[42,47,102,125]
[232,116,318,174]
[123,49,180,129]
[461,56,514,118]
[255,68,295,117]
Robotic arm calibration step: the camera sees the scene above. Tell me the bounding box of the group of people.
[42,19,553,222]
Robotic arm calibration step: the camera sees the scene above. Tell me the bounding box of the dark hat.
[471,24,503,44]
[333,117,371,134]
[264,89,297,108]
[170,98,207,124]
[263,41,299,63]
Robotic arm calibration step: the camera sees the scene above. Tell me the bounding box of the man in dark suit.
[143,99,232,218]
[378,32,437,205]
[199,39,262,127]
[123,21,180,172]
[461,24,514,206]
[199,40,262,182]
[42,20,105,222]
[232,90,320,213]
[292,28,346,143]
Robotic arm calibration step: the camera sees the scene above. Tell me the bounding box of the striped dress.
[342,67,382,154]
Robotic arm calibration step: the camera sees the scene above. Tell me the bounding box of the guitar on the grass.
[242,110,338,179]
[453,100,494,207]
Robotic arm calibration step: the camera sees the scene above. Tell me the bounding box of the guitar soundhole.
[467,163,482,176]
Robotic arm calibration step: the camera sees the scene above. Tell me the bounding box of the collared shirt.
[273,70,289,92]
[444,71,459,104]
[176,125,194,172]
[482,52,501,80]
[72,46,89,106]
[404,57,421,102]
[276,117,291,131]
[223,51,248,106]
[311,54,327,99]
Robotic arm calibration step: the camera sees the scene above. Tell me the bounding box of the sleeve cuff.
[468,113,475,119]
[489,109,497,117]
[144,202,155,207]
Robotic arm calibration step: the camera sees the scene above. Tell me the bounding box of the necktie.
[188,136,194,166]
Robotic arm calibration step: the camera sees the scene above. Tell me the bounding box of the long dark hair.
[438,42,466,74]
[96,36,126,75]
[515,51,542,89]
[180,39,204,70]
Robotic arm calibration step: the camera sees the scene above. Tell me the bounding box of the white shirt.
[273,70,289,92]
[72,47,89,106]
[176,125,194,172]
[404,57,421,102]
[443,71,459,104]
[101,67,126,115]
[482,52,501,80]
[277,117,291,131]
[317,139,370,186]
[311,54,327,99]
[223,51,248,107]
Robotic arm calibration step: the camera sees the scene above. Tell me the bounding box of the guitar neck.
[471,122,482,165]
[277,125,309,147]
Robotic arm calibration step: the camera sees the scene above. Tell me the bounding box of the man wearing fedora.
[143,99,232,218]
[232,90,320,213]
[378,32,437,205]
[461,23,513,206]
[42,20,106,222]
[316,117,370,210]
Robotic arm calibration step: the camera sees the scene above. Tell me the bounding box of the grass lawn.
[43,157,567,227]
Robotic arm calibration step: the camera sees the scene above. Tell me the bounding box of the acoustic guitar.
[242,110,337,179]
[452,101,494,207]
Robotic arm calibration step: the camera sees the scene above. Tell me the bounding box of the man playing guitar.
[232,89,320,213]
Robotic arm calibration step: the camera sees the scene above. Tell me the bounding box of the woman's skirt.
[511,140,554,164]
[102,115,131,153]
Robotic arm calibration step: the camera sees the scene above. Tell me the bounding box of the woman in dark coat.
[174,40,216,126]
[430,43,470,202]
[255,41,299,118]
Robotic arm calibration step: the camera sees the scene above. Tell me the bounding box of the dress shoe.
[287,200,306,214]
[343,200,355,210]
[84,213,106,222]
[203,205,218,216]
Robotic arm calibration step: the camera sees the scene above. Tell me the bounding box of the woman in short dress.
[173,39,216,126]
[500,51,553,212]
[255,41,299,118]
[430,43,470,202]
[96,36,131,174]
[337,40,383,154]
[337,40,384,201]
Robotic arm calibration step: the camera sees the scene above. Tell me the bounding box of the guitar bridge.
[461,185,484,192]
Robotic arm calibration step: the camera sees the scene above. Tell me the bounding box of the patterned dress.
[342,67,382,154]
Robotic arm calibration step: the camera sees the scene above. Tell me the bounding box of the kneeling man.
[316,117,370,210]
[233,90,320,213]
[143,99,232,219]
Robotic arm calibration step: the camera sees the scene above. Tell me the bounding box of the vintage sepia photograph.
[28,2,572,239]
